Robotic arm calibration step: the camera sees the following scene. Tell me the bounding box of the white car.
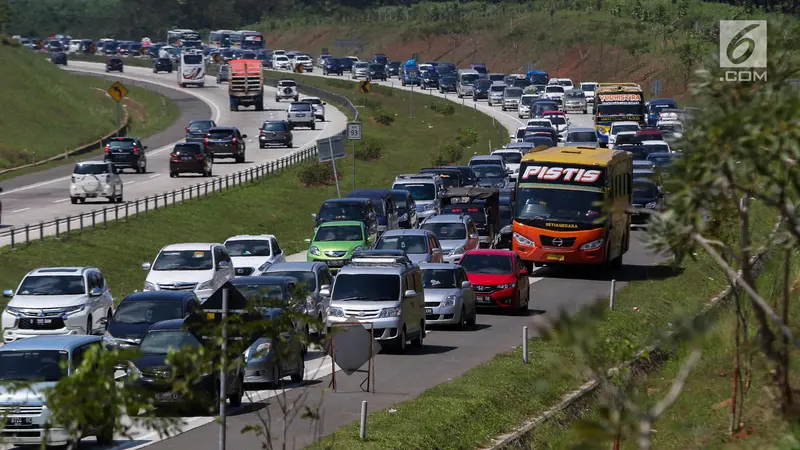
[550,77,574,89]
[656,120,684,140]
[294,55,313,72]
[68,39,82,53]
[69,161,123,204]
[611,131,639,148]
[580,81,598,105]
[542,113,569,140]
[142,243,235,303]
[518,94,538,118]
[608,121,642,146]
[224,235,287,276]
[543,85,565,105]
[302,96,326,121]
[273,55,291,70]
[491,150,523,180]
[641,140,672,154]
[2,267,114,343]
[526,118,553,128]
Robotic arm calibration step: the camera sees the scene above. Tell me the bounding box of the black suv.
[104,137,148,173]
[186,119,217,143]
[105,58,123,73]
[421,71,441,90]
[323,58,343,76]
[50,51,67,66]
[386,61,401,78]
[439,75,457,93]
[313,198,378,236]
[259,120,293,148]
[152,58,172,73]
[205,127,247,163]
[368,63,387,81]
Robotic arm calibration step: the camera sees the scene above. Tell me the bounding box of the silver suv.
[287,102,316,130]
[275,79,299,102]
[502,87,523,111]
[419,214,480,263]
[321,250,425,352]
[392,174,444,221]
[351,62,369,80]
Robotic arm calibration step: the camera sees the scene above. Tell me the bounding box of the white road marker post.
[609,279,616,311]
[360,400,368,440]
[522,326,529,364]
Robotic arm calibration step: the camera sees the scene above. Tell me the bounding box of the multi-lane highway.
[0,62,348,240]
[0,63,659,450]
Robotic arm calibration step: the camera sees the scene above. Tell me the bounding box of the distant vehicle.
[647,98,678,127]
[240,304,306,385]
[457,69,480,98]
[259,120,293,148]
[346,189,401,234]
[458,249,530,314]
[105,57,123,72]
[421,264,477,328]
[104,137,148,173]
[229,59,264,110]
[369,63,388,81]
[421,70,441,89]
[50,51,67,65]
[352,61,370,80]
[489,83,507,107]
[491,149,523,180]
[631,179,665,225]
[608,121,641,146]
[177,52,205,88]
[287,102,316,130]
[390,189,419,229]
[502,87,523,111]
[104,291,202,350]
[224,234,286,276]
[472,164,510,189]
[216,63,230,83]
[169,142,212,177]
[470,63,488,76]
[301,97,326,121]
[323,58,344,76]
[392,174,444,221]
[312,198,379,236]
[294,54,313,72]
[580,82,598,106]
[275,78,299,102]
[264,261,334,336]
[375,229,444,265]
[185,119,217,143]
[69,161,123,204]
[204,127,247,162]
[239,30,265,50]
[306,221,374,273]
[564,88,588,114]
[141,243,234,302]
[439,74,457,93]
[419,214,480,263]
[386,61,402,78]
[565,128,599,147]
[153,57,173,73]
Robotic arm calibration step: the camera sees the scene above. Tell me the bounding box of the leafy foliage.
[355,137,383,161]
[429,99,455,116]
[297,161,342,186]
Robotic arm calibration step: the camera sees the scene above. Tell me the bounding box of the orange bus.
[512,146,632,269]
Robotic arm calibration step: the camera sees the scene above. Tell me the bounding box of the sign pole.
[116,102,121,137]
[328,137,341,198]
[218,287,228,450]
[410,85,414,119]
[352,140,356,191]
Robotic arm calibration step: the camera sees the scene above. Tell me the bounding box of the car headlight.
[326,307,344,317]
[254,341,272,356]
[4,306,23,317]
[62,305,86,315]
[379,307,402,318]
[103,331,117,346]
[497,282,516,290]
[443,295,456,307]
[450,246,465,256]
[127,362,141,378]
[352,245,366,254]
[501,225,513,234]
[424,203,435,211]
[143,281,156,291]
[580,238,605,251]
[398,213,408,222]
[645,201,657,209]
[309,246,321,256]
[514,232,535,247]
[196,280,214,291]
[257,261,273,272]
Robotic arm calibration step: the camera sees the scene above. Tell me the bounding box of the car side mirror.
[520,268,529,276]
[319,288,330,297]
[404,289,418,298]
[242,134,248,139]
[368,212,376,219]
[217,261,230,270]
[461,281,471,289]
[99,316,109,326]
[304,238,312,243]
[90,287,104,297]
[323,102,327,105]
[141,262,151,271]
[367,235,375,243]
[2,289,13,298]
[311,213,318,220]
[143,146,149,150]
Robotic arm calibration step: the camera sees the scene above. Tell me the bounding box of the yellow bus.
[594,84,646,147]
[512,146,632,269]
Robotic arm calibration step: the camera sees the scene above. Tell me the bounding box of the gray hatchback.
[422,264,477,328]
[374,229,444,265]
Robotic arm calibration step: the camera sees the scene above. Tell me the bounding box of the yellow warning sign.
[107,81,129,103]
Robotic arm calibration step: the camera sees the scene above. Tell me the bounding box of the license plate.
[181,156,192,161]
[296,114,305,117]
[206,312,215,319]
[35,319,52,325]
[477,296,491,304]
[155,392,181,402]
[327,260,344,267]
[425,308,433,314]
[547,254,565,261]
[7,417,33,426]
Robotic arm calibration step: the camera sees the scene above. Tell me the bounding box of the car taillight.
[204,137,209,147]
[104,145,110,154]
[260,131,265,136]
[186,127,191,133]
[196,153,205,159]
[170,153,178,159]
[233,137,237,146]
[284,132,289,137]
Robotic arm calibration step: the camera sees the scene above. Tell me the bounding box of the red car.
[458,249,530,314]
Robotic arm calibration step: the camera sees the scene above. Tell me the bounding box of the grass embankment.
[310,209,775,450]
[0,45,179,178]
[256,0,794,103]
[0,73,498,300]
[528,250,800,449]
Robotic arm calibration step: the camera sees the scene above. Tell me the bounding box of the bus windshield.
[515,187,603,223]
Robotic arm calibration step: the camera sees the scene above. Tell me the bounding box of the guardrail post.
[39,222,44,241]
[196,184,201,198]
[25,225,30,246]
[92,211,96,228]
[9,228,14,249]
[55,219,60,238]
[66,215,71,236]
[204,182,208,197]
[172,190,176,205]
[115,204,119,221]
[135,199,140,217]
[162,193,167,207]
[145,197,149,214]
[103,208,107,228]
[238,172,242,185]
[226,176,230,191]
[154,194,158,209]
[182,189,186,203]
[80,213,84,229]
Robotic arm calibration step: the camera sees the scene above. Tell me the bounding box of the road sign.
[294,63,304,74]
[322,47,329,55]
[334,39,363,49]
[107,81,128,103]
[317,134,347,162]
[347,122,362,140]
[359,80,371,94]
[331,321,381,376]
[651,79,662,96]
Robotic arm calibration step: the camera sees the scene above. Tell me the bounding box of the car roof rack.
[348,250,415,268]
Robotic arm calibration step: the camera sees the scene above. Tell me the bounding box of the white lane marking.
[11,208,29,214]
[123,181,136,186]
[148,174,160,179]
[53,198,70,203]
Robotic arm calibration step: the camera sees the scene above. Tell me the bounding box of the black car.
[105,57,123,73]
[104,137,147,173]
[390,189,418,229]
[632,179,664,224]
[313,198,378,235]
[152,58,172,73]
[373,54,388,65]
[205,127,247,162]
[419,167,464,189]
[497,197,515,249]
[368,63,388,81]
[170,142,213,177]
[421,70,440,89]
[473,79,493,100]
[439,75,457,93]
[386,61,401,77]
[259,120,293,148]
[185,119,217,144]
[472,164,509,189]
[436,63,457,75]
[104,291,203,354]
[616,144,654,161]
[452,166,478,187]
[50,51,67,66]
[322,58,343,76]
[338,57,354,73]
[126,318,244,413]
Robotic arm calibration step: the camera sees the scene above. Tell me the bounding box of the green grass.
[0,72,499,303]
[309,207,775,450]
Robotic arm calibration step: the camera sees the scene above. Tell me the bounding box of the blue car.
[647,98,677,127]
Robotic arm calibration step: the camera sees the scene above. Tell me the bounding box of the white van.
[177,52,205,88]
[68,40,82,53]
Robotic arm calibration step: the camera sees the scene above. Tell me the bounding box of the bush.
[297,161,342,187]
[373,108,395,125]
[440,141,464,163]
[429,151,450,167]
[456,127,479,147]
[363,98,383,111]
[355,138,383,161]
[430,99,455,116]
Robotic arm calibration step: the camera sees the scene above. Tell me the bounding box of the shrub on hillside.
[429,151,450,167]
[297,161,342,187]
[355,138,384,161]
[430,99,455,116]
[456,127,479,147]
[440,141,464,164]
[364,98,383,111]
[373,108,395,125]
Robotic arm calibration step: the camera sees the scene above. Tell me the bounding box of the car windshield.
[523,136,555,147]
[114,300,183,325]
[442,76,456,83]
[420,222,467,240]
[659,123,684,133]
[376,235,428,254]
[558,80,572,86]
[318,203,364,221]
[633,182,658,198]
[73,164,108,175]
[612,124,640,133]
[314,226,364,242]
[472,165,505,178]
[183,54,202,64]
[208,129,234,139]
[429,173,458,189]
[581,84,597,91]
[265,271,316,291]
[491,85,506,92]
[0,351,68,381]
[566,91,584,99]
[644,143,670,154]
[393,195,409,209]
[262,122,286,131]
[494,152,522,164]
[460,74,480,85]
[547,116,566,125]
[107,140,134,150]
[17,275,85,295]
[139,330,201,355]
[225,240,271,257]
[648,154,678,168]
[516,188,603,222]
[189,121,214,132]
[649,103,676,113]
[568,132,597,142]
[459,254,513,274]
[505,88,522,98]
[235,283,286,305]
[621,146,651,160]
[520,96,537,106]
[443,206,486,224]
[303,98,322,105]
[331,274,400,301]
[290,103,312,111]
[546,86,564,93]
[422,269,456,289]
[174,144,202,154]
[597,104,644,116]
[153,250,213,271]
[393,183,435,201]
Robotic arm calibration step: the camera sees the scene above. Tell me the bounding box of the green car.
[306,221,374,272]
